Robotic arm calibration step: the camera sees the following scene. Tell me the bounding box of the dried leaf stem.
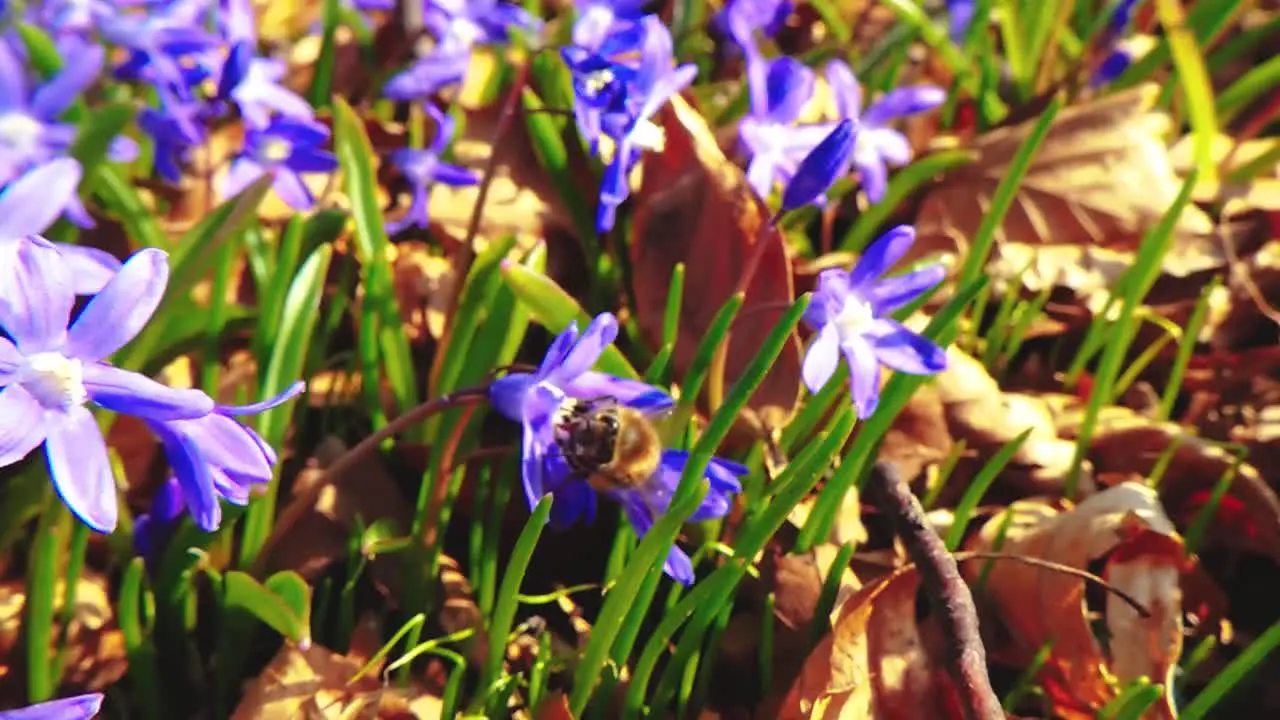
[863,461,1003,720]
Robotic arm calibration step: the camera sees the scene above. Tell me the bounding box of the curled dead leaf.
[961,482,1185,719]
[630,94,802,428]
[1049,400,1280,562]
[932,347,1093,497]
[779,566,965,720]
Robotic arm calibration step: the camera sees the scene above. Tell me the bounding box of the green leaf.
[70,102,134,175]
[477,496,553,713]
[118,558,161,720]
[1153,0,1219,185]
[569,483,709,716]
[222,571,311,644]
[956,94,1062,289]
[332,96,418,416]
[501,260,639,379]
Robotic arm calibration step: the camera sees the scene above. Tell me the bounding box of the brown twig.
[863,461,1003,720]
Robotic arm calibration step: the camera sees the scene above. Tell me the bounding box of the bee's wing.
[642,406,684,447]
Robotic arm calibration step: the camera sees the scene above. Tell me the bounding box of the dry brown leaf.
[630,93,803,428]
[916,84,1221,286]
[390,241,459,342]
[232,640,441,719]
[0,571,126,691]
[962,482,1185,719]
[779,565,964,719]
[260,437,412,590]
[932,347,1093,497]
[417,99,577,249]
[1047,400,1280,562]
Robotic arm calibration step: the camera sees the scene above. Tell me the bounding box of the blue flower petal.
[842,335,881,420]
[0,693,104,720]
[0,385,50,468]
[66,248,169,362]
[84,364,215,421]
[0,158,83,240]
[848,225,915,289]
[780,119,855,212]
[868,319,948,375]
[46,405,117,532]
[802,323,841,394]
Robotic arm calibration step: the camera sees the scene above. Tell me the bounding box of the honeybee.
[553,397,668,494]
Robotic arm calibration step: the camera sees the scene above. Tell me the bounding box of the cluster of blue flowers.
[559,1,697,232]
[0,8,957,719]
[719,0,945,204]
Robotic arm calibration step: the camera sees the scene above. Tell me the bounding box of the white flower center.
[20,352,89,411]
[583,68,615,96]
[260,137,292,163]
[0,113,43,151]
[451,17,483,46]
[834,294,876,340]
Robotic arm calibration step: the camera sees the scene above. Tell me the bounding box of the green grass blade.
[333,96,418,417]
[1181,618,1280,719]
[676,293,744,411]
[1215,53,1280,123]
[1153,0,1219,185]
[1157,277,1217,421]
[239,244,333,565]
[944,428,1032,550]
[477,495,552,711]
[25,498,61,703]
[1065,172,1196,496]
[956,95,1062,289]
[569,483,709,716]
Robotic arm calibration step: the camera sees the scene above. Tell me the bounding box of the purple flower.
[571,0,645,50]
[594,16,696,232]
[220,117,338,211]
[947,0,976,45]
[0,159,123,295]
[489,312,746,584]
[489,312,670,507]
[383,0,539,101]
[1091,0,1141,88]
[0,39,104,184]
[0,246,298,533]
[738,55,835,200]
[146,383,303,532]
[713,0,793,55]
[0,692,103,719]
[780,118,855,212]
[561,23,647,155]
[386,104,478,234]
[133,475,185,567]
[801,225,947,418]
[139,102,207,183]
[218,41,314,128]
[825,60,944,203]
